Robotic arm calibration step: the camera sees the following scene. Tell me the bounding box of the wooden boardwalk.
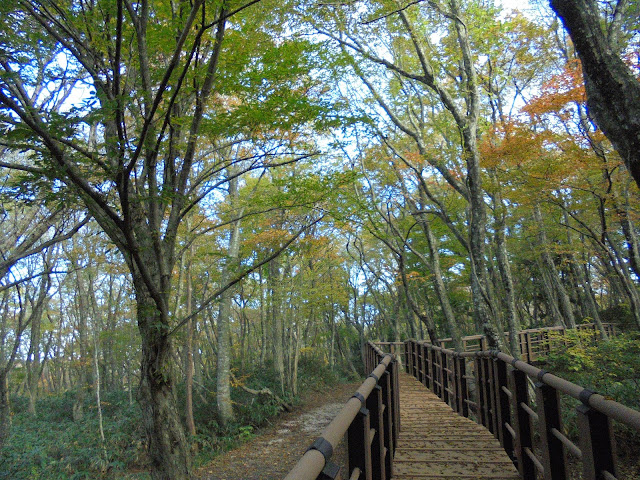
[392,372,519,480]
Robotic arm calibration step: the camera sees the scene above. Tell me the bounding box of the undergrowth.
[0,352,356,479]
[540,329,640,478]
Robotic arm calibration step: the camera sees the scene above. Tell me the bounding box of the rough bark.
[578,261,607,338]
[269,259,286,395]
[184,247,196,437]
[216,174,242,428]
[398,252,438,345]
[424,219,462,346]
[616,181,640,279]
[0,4,230,476]
[0,373,9,449]
[493,189,520,356]
[134,275,191,480]
[550,0,640,187]
[26,267,51,416]
[68,255,93,422]
[533,204,576,328]
[561,211,607,336]
[603,232,640,327]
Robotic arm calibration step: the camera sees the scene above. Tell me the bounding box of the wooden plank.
[391,373,519,480]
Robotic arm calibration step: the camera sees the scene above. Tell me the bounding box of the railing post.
[448,353,455,408]
[366,384,386,480]
[441,351,449,404]
[415,342,422,384]
[536,383,567,480]
[404,341,410,373]
[451,353,460,413]
[449,353,457,412]
[493,357,513,458]
[474,356,485,426]
[348,406,372,480]
[409,341,415,377]
[427,346,434,393]
[510,367,536,480]
[434,350,441,400]
[420,343,427,388]
[486,357,500,439]
[393,358,401,437]
[388,358,400,446]
[456,355,468,417]
[576,404,617,480]
[381,369,393,479]
[478,357,493,430]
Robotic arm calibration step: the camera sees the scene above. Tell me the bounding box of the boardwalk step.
[392,372,519,480]
[394,450,515,463]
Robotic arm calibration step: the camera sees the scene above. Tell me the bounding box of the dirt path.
[196,381,360,480]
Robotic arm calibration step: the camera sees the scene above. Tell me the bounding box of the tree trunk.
[550,0,640,187]
[493,197,520,355]
[328,310,335,369]
[27,269,51,416]
[135,277,191,480]
[68,253,94,422]
[398,252,438,345]
[616,181,640,279]
[603,233,640,328]
[216,170,245,428]
[289,318,301,397]
[533,204,576,328]
[450,0,499,346]
[185,246,196,437]
[423,216,462,348]
[93,334,107,461]
[269,259,285,395]
[0,371,10,449]
[259,268,266,367]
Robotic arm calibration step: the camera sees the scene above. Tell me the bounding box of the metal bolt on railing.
[284,342,400,480]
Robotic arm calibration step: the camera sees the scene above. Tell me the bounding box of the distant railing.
[284,342,400,480]
[373,323,615,364]
[402,339,640,480]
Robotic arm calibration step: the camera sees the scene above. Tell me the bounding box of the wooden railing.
[402,339,640,480]
[284,342,400,480]
[374,323,615,364]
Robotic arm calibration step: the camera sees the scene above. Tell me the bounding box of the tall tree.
[0,1,331,477]
[550,0,640,187]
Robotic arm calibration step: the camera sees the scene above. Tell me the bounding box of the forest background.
[0,0,639,479]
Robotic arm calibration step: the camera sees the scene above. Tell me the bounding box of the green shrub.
[1,353,355,477]
[541,330,640,469]
[544,330,640,410]
[0,390,146,480]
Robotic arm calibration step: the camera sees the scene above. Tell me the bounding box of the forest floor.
[195,380,360,480]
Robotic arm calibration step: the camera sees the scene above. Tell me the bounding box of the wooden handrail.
[399,339,640,480]
[373,323,616,363]
[284,342,400,480]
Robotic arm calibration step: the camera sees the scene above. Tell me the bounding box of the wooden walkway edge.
[392,372,519,480]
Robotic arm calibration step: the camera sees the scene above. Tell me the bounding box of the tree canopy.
[0,0,639,478]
